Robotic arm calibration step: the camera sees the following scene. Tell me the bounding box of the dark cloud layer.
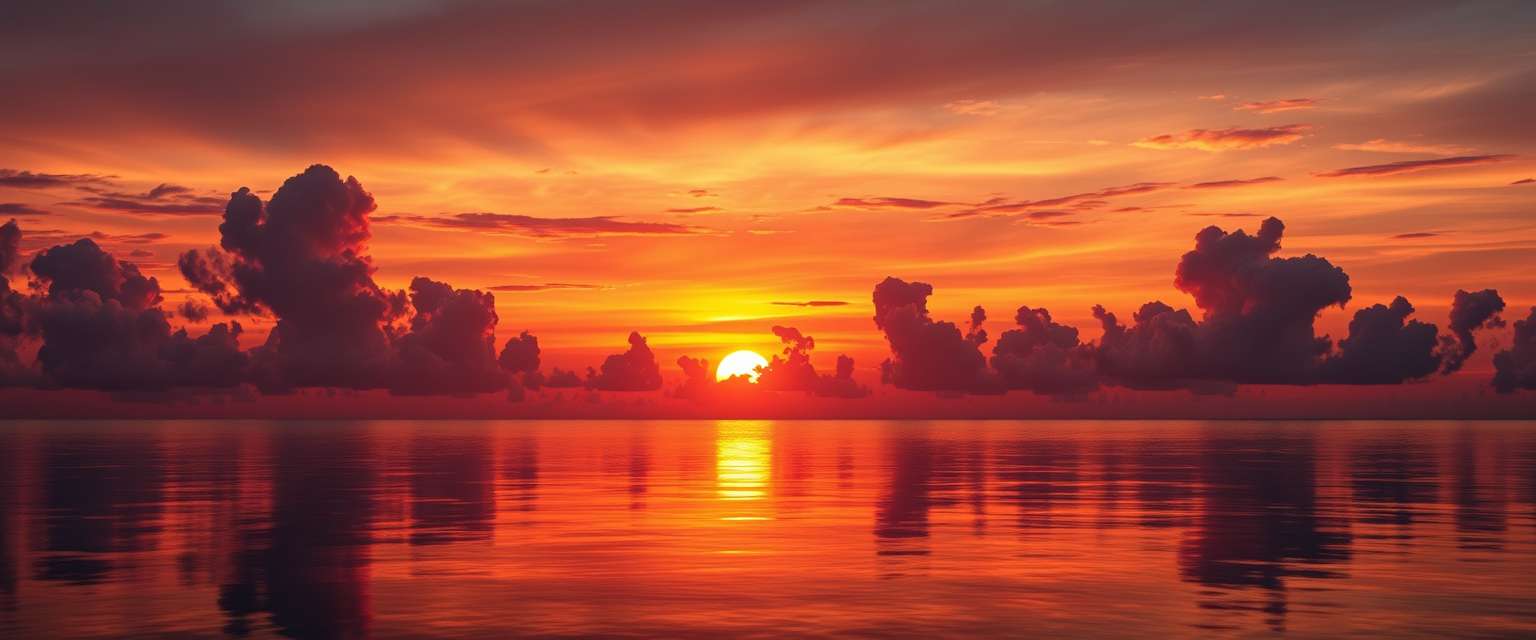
[1316,154,1515,178]
[0,169,114,189]
[585,332,663,391]
[872,277,992,392]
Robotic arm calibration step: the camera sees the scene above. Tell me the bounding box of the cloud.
[22,231,248,390]
[1234,98,1317,113]
[489,283,604,292]
[664,206,720,213]
[1316,154,1516,178]
[497,331,540,376]
[68,196,224,216]
[1319,297,1441,384]
[585,331,662,391]
[991,305,1099,395]
[1391,232,1439,239]
[686,189,716,198]
[834,197,957,210]
[89,231,167,244]
[1133,124,1311,151]
[1513,178,1535,185]
[0,203,47,216]
[1440,289,1504,375]
[378,212,704,238]
[755,325,867,397]
[1332,139,1473,155]
[871,277,992,392]
[389,276,505,395]
[178,298,210,322]
[771,300,848,307]
[944,99,1003,116]
[1492,307,1536,393]
[0,169,114,189]
[1186,176,1284,189]
[947,182,1173,218]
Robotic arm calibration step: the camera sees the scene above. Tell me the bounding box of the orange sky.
[2,2,1535,414]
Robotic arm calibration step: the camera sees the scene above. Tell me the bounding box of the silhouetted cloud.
[834,197,956,210]
[390,276,504,395]
[1320,297,1441,384]
[991,306,1099,395]
[178,299,210,322]
[1316,154,1515,177]
[0,203,47,216]
[1134,124,1310,151]
[1186,176,1284,189]
[756,325,867,397]
[585,332,662,391]
[541,367,583,388]
[872,277,993,392]
[1234,98,1316,113]
[771,300,848,307]
[1440,289,1504,375]
[68,196,224,216]
[1392,232,1439,239]
[497,331,540,375]
[378,213,704,238]
[0,169,113,189]
[1512,178,1534,185]
[1492,307,1536,393]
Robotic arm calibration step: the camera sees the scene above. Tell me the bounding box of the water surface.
[1,420,1534,638]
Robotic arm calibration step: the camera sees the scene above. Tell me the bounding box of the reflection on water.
[1,420,1534,638]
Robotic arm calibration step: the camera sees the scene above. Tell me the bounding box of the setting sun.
[716,350,770,383]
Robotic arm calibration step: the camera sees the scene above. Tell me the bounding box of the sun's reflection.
[715,421,771,503]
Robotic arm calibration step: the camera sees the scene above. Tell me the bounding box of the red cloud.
[1186,176,1285,189]
[1316,154,1516,178]
[1134,125,1311,151]
[833,197,956,210]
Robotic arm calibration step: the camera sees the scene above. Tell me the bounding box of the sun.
[716,350,770,382]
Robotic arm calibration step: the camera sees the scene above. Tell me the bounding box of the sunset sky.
[2,1,1534,416]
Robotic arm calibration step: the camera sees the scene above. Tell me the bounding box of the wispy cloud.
[1186,176,1284,189]
[1134,124,1311,151]
[489,282,606,292]
[1316,154,1515,178]
[377,212,707,238]
[771,300,849,307]
[1333,139,1473,155]
[0,169,115,189]
[834,197,956,210]
[664,206,720,214]
[943,99,1004,116]
[1234,98,1317,113]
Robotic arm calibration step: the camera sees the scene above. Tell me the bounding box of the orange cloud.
[1333,139,1473,155]
[1133,124,1311,151]
[1186,176,1285,189]
[377,213,707,238]
[1234,98,1317,113]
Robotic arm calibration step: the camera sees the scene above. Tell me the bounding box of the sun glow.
[716,350,770,382]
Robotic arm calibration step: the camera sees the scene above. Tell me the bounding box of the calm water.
[0,420,1534,638]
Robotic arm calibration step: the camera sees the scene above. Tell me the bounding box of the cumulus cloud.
[390,276,504,395]
[585,332,663,391]
[991,306,1099,395]
[1492,307,1536,393]
[0,220,26,382]
[497,331,540,376]
[1316,154,1515,178]
[1440,289,1505,375]
[1186,176,1284,189]
[1320,297,1441,384]
[377,212,704,238]
[1133,124,1311,151]
[872,277,992,392]
[756,325,867,397]
[1234,98,1317,113]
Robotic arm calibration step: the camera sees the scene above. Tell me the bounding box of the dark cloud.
[21,231,247,391]
[833,197,956,210]
[687,189,716,198]
[1513,178,1534,185]
[1186,176,1284,189]
[585,332,662,391]
[497,331,540,375]
[1440,289,1504,375]
[1234,98,1317,113]
[871,277,992,392]
[0,220,20,276]
[991,306,1099,395]
[756,325,868,398]
[89,231,167,244]
[1392,232,1439,240]
[177,298,210,323]
[378,213,703,238]
[771,300,848,307]
[68,196,224,216]
[541,367,584,388]
[1492,307,1536,393]
[1134,125,1311,151]
[0,220,28,383]
[1316,154,1516,178]
[0,169,113,189]
[0,203,47,216]
[947,182,1173,219]
[128,249,154,258]
[390,276,504,395]
[1320,297,1441,384]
